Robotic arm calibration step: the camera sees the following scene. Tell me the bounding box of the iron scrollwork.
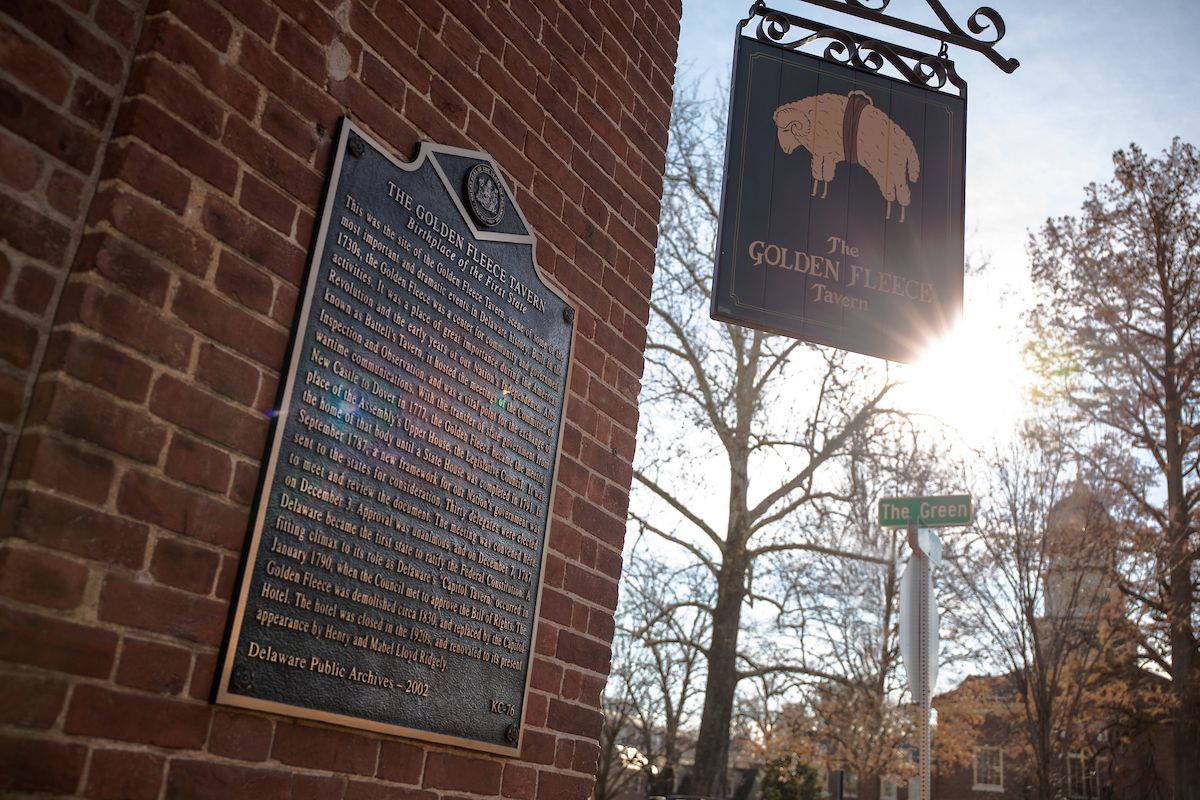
[754,9,962,93]
[740,0,1018,96]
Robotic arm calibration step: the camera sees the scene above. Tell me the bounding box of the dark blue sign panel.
[711,37,966,362]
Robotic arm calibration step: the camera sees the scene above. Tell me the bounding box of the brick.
[70,75,115,129]
[188,495,250,550]
[271,280,300,326]
[150,374,269,456]
[277,0,339,43]
[8,432,115,504]
[201,190,307,285]
[61,282,194,368]
[0,604,117,677]
[370,2,427,46]
[86,748,165,800]
[571,494,623,548]
[0,76,100,173]
[262,95,323,158]
[167,759,332,800]
[539,586,574,626]
[574,737,600,774]
[344,782,438,800]
[128,55,226,138]
[102,139,193,214]
[376,739,424,784]
[174,277,288,368]
[116,469,248,550]
[289,773,344,800]
[215,552,239,599]
[43,330,155,403]
[238,35,340,135]
[66,685,210,748]
[154,0,235,50]
[423,751,503,793]
[0,128,44,191]
[0,192,72,266]
[502,763,537,799]
[0,19,73,104]
[536,771,593,800]
[0,734,87,794]
[90,187,214,277]
[97,0,139,46]
[555,629,611,673]
[113,98,238,194]
[72,232,172,308]
[554,737,574,768]
[188,648,217,700]
[116,636,193,694]
[231,460,261,505]
[329,78,419,155]
[272,722,379,774]
[0,673,67,728]
[0,307,40,369]
[165,431,234,493]
[31,379,168,464]
[276,18,326,84]
[520,729,556,765]
[12,263,56,314]
[240,171,297,236]
[215,247,277,315]
[547,697,604,738]
[208,710,273,761]
[150,535,221,594]
[99,573,228,644]
[140,16,260,119]
[1,489,148,568]
[529,655,562,693]
[0,370,21,424]
[197,341,262,407]
[7,0,126,84]
[0,544,88,609]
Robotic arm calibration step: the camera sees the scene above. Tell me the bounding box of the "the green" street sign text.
[879,495,972,527]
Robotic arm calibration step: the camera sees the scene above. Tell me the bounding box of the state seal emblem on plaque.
[465,162,505,227]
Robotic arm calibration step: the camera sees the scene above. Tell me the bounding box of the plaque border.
[214,117,575,757]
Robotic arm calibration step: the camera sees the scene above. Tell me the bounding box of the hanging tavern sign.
[711,21,969,362]
[217,119,573,755]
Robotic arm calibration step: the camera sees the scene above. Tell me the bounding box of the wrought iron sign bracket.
[740,0,1019,97]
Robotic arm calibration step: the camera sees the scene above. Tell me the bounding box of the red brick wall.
[0,1,680,797]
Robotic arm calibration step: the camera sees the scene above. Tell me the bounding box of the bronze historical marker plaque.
[217,120,573,755]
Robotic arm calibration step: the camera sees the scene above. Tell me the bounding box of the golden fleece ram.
[773,89,920,222]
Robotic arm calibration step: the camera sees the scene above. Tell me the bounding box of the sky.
[672,0,1200,440]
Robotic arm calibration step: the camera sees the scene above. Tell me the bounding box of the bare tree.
[596,552,709,799]
[634,86,903,796]
[1027,139,1200,797]
[946,422,1128,799]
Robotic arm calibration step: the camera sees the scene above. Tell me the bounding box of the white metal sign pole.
[908,522,932,800]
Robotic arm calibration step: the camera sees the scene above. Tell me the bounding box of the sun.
[895,315,1033,443]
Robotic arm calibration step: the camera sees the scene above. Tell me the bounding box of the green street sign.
[879,495,972,527]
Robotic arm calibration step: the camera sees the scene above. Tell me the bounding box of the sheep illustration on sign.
[774,90,920,222]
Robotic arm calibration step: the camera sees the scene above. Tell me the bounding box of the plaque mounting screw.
[231,666,255,692]
[562,306,575,325]
[348,137,365,159]
[505,724,520,744]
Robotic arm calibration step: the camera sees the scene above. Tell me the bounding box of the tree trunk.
[1162,305,1198,800]
[690,554,747,798]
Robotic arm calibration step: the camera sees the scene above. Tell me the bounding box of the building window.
[843,772,858,799]
[1068,752,1099,798]
[880,777,898,800]
[973,747,1003,791]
